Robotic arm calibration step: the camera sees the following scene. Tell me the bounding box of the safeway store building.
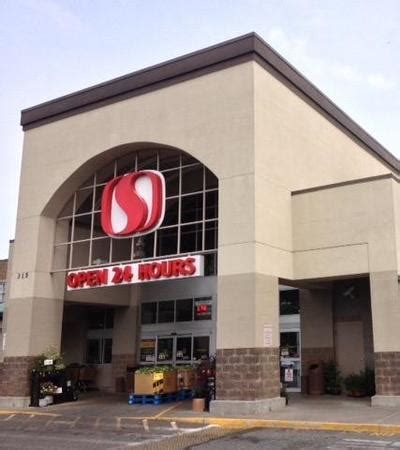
[1,33,400,414]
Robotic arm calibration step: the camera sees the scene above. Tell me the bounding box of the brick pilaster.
[0,356,36,397]
[375,352,400,395]
[216,347,280,401]
[111,353,136,393]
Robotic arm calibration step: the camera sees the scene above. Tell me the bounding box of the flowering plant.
[40,381,57,396]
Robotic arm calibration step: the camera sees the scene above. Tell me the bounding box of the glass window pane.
[181,194,203,223]
[182,166,203,194]
[105,309,114,329]
[159,149,180,170]
[180,223,202,253]
[91,238,111,265]
[176,299,193,322]
[88,308,106,329]
[76,188,94,215]
[94,186,105,212]
[279,290,300,315]
[158,300,174,323]
[141,302,157,324]
[53,244,70,270]
[162,198,179,226]
[194,298,212,321]
[205,168,218,190]
[205,221,218,250]
[133,234,154,259]
[71,241,90,268]
[103,338,113,363]
[193,336,209,361]
[74,215,92,241]
[157,227,178,256]
[280,332,299,357]
[157,338,173,362]
[92,213,106,238]
[206,191,218,219]
[96,162,116,184]
[116,153,136,176]
[55,219,71,244]
[164,170,179,197]
[59,198,74,218]
[181,153,198,166]
[176,337,192,361]
[204,253,217,276]
[86,339,101,364]
[111,238,132,262]
[140,339,156,362]
[137,150,158,170]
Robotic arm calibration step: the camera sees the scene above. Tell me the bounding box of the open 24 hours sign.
[66,255,204,291]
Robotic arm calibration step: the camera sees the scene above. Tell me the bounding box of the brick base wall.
[216,347,280,401]
[111,353,136,393]
[0,356,36,397]
[375,352,400,395]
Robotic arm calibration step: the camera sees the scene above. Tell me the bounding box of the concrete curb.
[159,416,400,435]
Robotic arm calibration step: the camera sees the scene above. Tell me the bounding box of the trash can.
[308,363,324,395]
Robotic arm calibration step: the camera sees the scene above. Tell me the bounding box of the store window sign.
[101,170,165,238]
[66,255,204,291]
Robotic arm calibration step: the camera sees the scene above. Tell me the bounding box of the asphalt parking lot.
[0,411,228,449]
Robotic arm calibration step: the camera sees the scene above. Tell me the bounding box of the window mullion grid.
[202,166,206,251]
[177,154,182,254]
[88,172,97,266]
[68,192,77,269]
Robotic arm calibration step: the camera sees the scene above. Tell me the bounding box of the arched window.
[53,148,218,275]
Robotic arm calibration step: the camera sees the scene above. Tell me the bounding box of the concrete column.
[370,271,400,406]
[211,273,284,415]
[300,287,334,392]
[0,216,65,408]
[111,286,140,392]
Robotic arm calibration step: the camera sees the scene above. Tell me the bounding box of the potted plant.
[34,347,65,374]
[344,372,366,397]
[192,387,207,412]
[324,361,342,395]
[40,381,57,406]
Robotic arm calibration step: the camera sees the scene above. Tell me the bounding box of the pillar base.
[371,395,400,407]
[0,396,30,408]
[210,396,286,416]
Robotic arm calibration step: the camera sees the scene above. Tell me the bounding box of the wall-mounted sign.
[101,170,165,238]
[263,324,273,347]
[66,255,204,291]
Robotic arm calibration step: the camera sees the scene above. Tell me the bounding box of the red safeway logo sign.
[101,170,165,238]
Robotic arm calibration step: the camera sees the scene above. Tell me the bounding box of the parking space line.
[152,402,182,419]
[3,414,15,421]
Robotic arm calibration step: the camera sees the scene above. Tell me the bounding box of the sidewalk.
[3,392,400,435]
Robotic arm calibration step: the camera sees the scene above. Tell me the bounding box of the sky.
[0,0,399,259]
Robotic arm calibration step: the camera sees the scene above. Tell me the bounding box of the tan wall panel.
[335,321,365,376]
[300,288,334,349]
[217,273,279,349]
[253,63,390,193]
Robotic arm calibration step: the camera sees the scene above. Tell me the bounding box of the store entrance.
[280,329,301,392]
[139,334,211,365]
